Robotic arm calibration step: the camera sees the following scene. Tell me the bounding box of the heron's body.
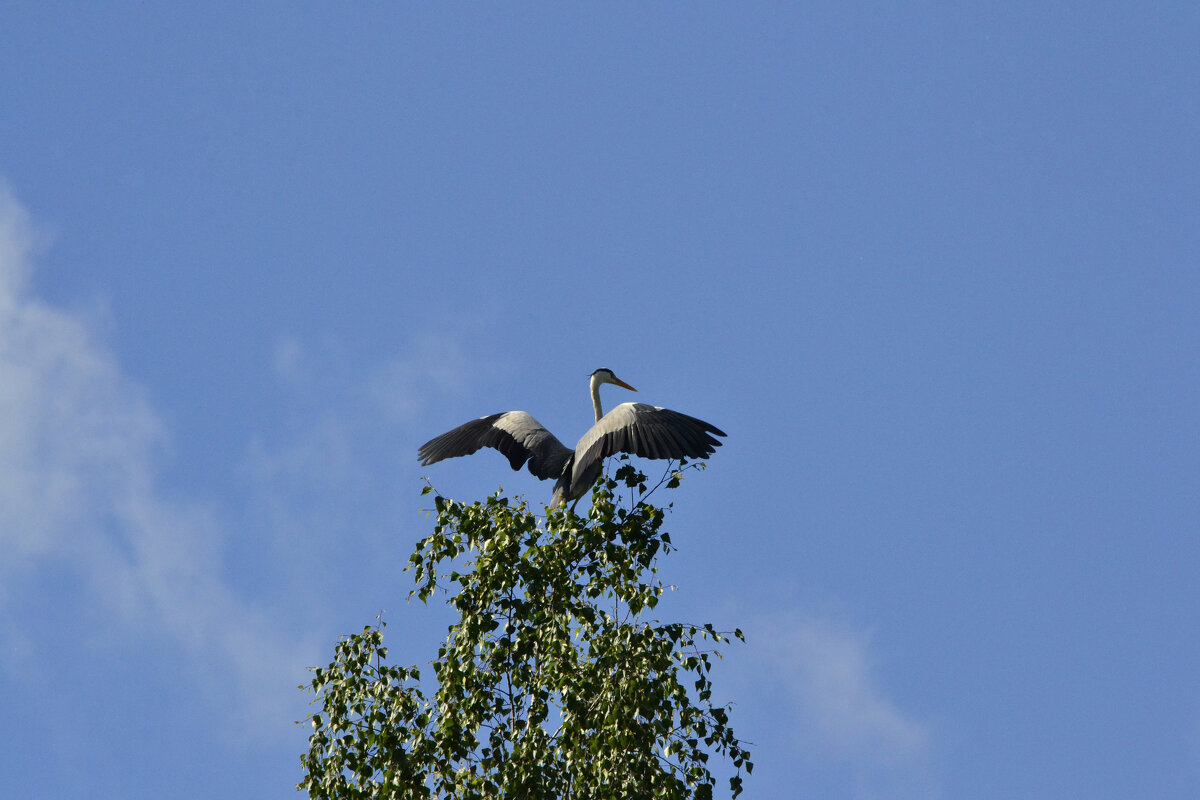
[417,369,725,508]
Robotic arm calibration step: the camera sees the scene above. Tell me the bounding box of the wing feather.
[417,411,573,481]
[568,403,726,497]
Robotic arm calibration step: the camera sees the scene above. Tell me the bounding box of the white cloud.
[242,330,480,576]
[264,329,476,425]
[775,617,926,757]
[365,332,477,426]
[272,333,307,382]
[751,611,936,798]
[0,187,317,736]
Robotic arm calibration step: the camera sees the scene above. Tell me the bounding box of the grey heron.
[417,368,725,509]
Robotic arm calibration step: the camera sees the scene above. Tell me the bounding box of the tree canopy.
[299,462,751,799]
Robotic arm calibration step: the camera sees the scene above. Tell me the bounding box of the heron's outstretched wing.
[566,403,726,497]
[417,411,573,481]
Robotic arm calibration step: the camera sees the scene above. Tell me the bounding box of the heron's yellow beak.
[612,377,637,392]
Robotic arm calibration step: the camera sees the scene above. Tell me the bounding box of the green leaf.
[299,479,749,798]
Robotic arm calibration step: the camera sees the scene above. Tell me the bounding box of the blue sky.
[2,4,1198,798]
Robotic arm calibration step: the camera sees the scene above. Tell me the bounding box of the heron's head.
[590,368,637,392]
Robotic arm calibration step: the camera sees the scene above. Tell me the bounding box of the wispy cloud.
[746,610,936,798]
[240,330,481,583]
[365,333,478,426]
[774,616,927,757]
[0,187,317,736]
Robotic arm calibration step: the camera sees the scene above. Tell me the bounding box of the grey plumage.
[417,369,725,508]
[417,411,573,481]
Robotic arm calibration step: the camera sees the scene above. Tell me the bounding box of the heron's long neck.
[590,377,604,422]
